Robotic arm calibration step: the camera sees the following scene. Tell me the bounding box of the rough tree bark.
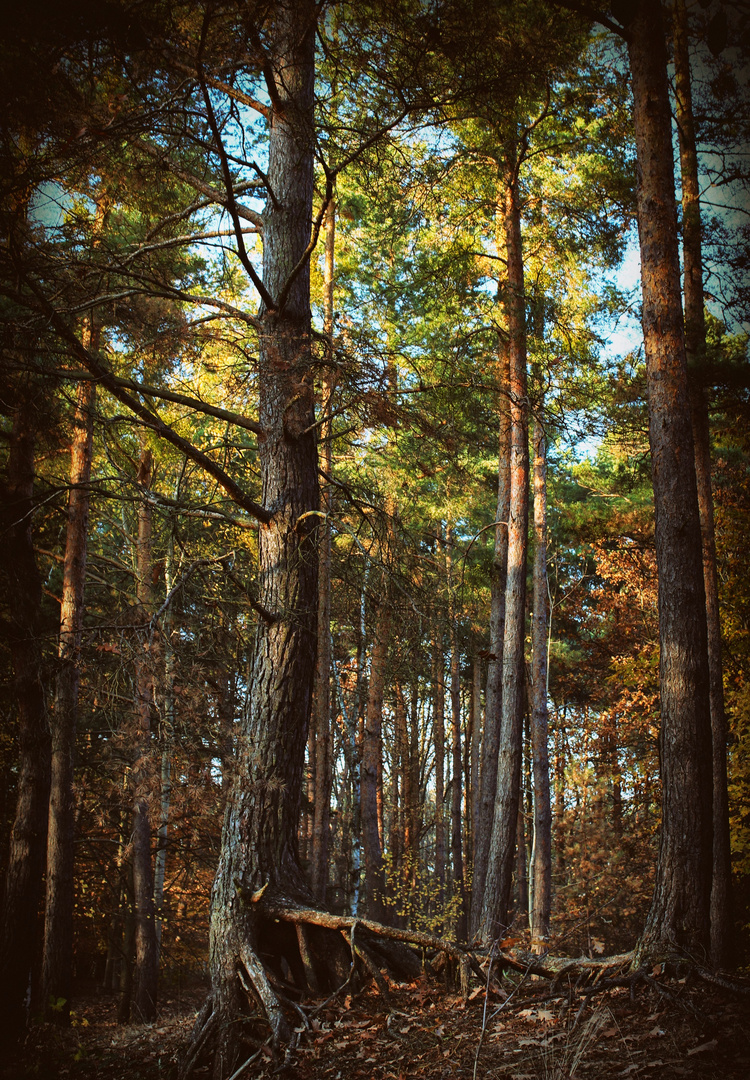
[470,306,511,937]
[447,525,467,940]
[193,4,331,1072]
[361,593,391,924]
[310,194,336,903]
[130,447,159,1022]
[479,142,529,944]
[627,0,713,965]
[432,621,447,922]
[672,0,731,970]
[40,375,95,1021]
[469,655,482,873]
[530,409,551,952]
[154,529,176,948]
[0,397,51,1043]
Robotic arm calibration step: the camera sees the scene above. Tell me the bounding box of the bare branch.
[19,275,273,525]
[135,139,264,229]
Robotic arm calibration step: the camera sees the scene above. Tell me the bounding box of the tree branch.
[42,366,263,436]
[20,275,273,525]
[135,139,264,229]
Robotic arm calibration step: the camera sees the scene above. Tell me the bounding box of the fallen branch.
[696,966,750,996]
[260,900,486,983]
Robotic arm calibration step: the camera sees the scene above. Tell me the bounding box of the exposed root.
[696,965,750,996]
[238,939,291,1045]
[185,896,691,1080]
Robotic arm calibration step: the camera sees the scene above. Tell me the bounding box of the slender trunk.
[432,627,446,922]
[153,531,176,950]
[479,144,529,943]
[130,449,159,1022]
[530,411,552,952]
[41,374,95,1018]
[332,646,361,914]
[406,681,421,897]
[471,336,511,935]
[0,403,51,1042]
[42,195,107,1017]
[673,0,731,970]
[554,714,566,878]
[447,526,466,940]
[397,683,414,913]
[361,596,391,923]
[469,656,482,871]
[516,805,528,927]
[628,1,713,964]
[391,683,409,917]
[311,195,336,903]
[118,870,136,1024]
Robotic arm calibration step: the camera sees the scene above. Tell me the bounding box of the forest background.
[1,0,750,1067]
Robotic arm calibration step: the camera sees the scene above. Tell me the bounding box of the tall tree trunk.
[469,655,482,875]
[41,374,95,1020]
[447,526,467,940]
[530,410,551,952]
[405,680,421,901]
[471,281,511,936]
[627,0,713,965]
[154,530,176,949]
[311,195,336,903]
[515,804,528,927]
[479,143,529,944]
[432,625,446,925]
[390,684,407,916]
[205,2,322,1068]
[554,713,566,878]
[672,0,731,971]
[42,185,105,1015]
[0,401,51,1043]
[361,594,391,924]
[131,448,159,1022]
[396,683,413,916]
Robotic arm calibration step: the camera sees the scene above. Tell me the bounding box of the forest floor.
[7,965,750,1080]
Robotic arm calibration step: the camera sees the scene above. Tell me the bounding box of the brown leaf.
[687,1039,718,1056]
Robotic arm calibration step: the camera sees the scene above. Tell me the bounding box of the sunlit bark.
[628,0,713,964]
[673,0,731,970]
[479,143,529,943]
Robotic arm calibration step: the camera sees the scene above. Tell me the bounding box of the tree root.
[695,966,750,996]
[238,939,291,1045]
[182,897,741,1080]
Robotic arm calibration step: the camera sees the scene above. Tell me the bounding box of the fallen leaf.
[687,1039,718,1056]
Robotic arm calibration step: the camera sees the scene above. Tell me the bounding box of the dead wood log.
[259,899,486,983]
